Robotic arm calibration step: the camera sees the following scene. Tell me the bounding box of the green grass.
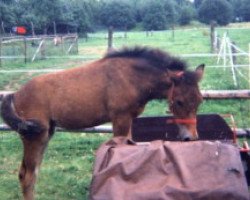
[0,131,249,199]
[0,25,250,199]
[0,132,111,200]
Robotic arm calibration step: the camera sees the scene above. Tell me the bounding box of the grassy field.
[0,132,111,199]
[0,24,250,199]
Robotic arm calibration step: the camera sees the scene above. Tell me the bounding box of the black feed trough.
[132,114,235,142]
[132,114,250,186]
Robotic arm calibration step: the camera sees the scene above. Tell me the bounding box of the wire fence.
[0,34,78,67]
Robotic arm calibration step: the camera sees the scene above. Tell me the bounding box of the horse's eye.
[175,100,184,107]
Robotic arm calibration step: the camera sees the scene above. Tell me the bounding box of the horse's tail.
[1,94,46,137]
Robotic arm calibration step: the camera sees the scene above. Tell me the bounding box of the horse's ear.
[195,64,205,81]
[167,69,184,85]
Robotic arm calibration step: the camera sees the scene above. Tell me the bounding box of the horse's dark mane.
[104,46,187,71]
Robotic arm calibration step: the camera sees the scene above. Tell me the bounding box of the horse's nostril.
[183,137,191,142]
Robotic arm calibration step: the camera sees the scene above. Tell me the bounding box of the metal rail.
[0,124,249,137]
[1,90,250,99]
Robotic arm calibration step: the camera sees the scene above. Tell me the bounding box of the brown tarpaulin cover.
[90,137,249,200]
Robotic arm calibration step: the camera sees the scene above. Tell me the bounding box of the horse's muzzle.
[167,118,198,141]
[178,124,199,141]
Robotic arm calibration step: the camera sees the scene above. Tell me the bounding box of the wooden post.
[0,21,2,35]
[76,35,79,54]
[40,38,46,59]
[53,21,57,36]
[201,90,250,99]
[210,21,216,53]
[108,26,113,52]
[0,37,2,67]
[84,33,88,42]
[23,37,27,63]
[223,33,227,68]
[227,38,237,86]
[61,36,64,54]
[1,21,5,35]
[231,41,237,64]
[30,21,35,36]
[124,27,127,39]
[172,25,175,41]
[249,43,250,89]
[216,32,220,52]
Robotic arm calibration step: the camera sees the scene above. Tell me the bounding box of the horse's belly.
[52,104,109,130]
[58,115,109,130]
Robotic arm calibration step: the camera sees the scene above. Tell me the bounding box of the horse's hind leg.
[19,123,54,200]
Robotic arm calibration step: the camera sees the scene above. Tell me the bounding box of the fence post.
[210,21,216,53]
[227,37,237,86]
[124,27,127,39]
[61,36,64,54]
[172,25,175,41]
[24,37,27,63]
[0,37,2,67]
[108,26,113,52]
[30,21,35,36]
[249,43,250,89]
[223,33,227,68]
[41,38,46,60]
[76,34,79,54]
[216,32,220,51]
[53,21,57,36]
[1,21,5,35]
[231,41,237,65]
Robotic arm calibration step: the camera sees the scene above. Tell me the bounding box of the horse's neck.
[132,69,169,101]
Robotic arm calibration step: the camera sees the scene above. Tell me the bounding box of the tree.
[162,0,177,27]
[99,1,136,29]
[179,5,196,25]
[142,1,166,30]
[26,0,62,34]
[70,1,93,35]
[239,0,250,21]
[194,0,203,8]
[198,0,233,25]
[141,0,176,30]
[0,1,16,33]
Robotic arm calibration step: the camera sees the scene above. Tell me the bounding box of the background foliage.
[1,0,250,35]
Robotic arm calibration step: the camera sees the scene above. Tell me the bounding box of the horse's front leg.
[19,131,50,200]
[112,114,132,138]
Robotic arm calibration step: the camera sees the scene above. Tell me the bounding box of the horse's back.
[12,58,144,129]
[13,60,110,128]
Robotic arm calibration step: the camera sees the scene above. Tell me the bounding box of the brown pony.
[1,46,204,200]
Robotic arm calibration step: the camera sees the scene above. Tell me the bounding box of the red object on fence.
[12,26,27,35]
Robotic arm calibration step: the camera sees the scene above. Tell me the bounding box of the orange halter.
[166,118,197,125]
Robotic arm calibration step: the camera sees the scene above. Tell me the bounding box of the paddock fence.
[0,34,78,66]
